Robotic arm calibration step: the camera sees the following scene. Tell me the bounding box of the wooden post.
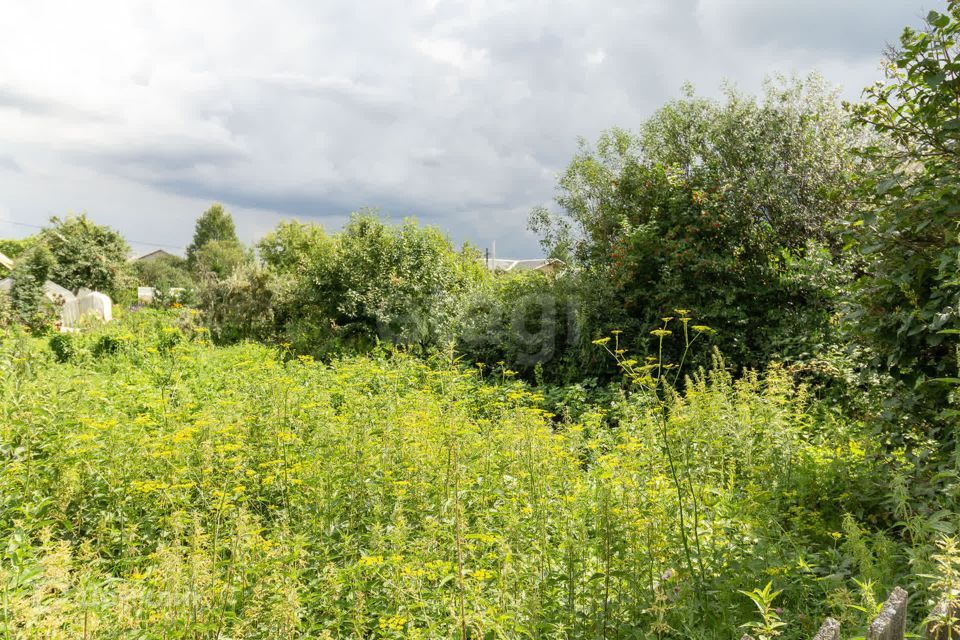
[926,599,960,640]
[813,617,840,640]
[867,587,908,640]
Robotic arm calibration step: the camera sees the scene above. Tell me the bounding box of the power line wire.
[0,218,186,252]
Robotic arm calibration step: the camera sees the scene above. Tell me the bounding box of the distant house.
[134,249,178,262]
[0,251,13,272]
[482,257,565,276]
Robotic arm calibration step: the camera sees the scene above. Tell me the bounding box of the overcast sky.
[0,0,934,257]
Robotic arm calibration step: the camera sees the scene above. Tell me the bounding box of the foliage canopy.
[40,214,130,297]
[531,76,863,370]
[846,4,960,424]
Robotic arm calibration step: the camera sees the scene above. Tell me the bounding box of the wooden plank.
[867,587,908,640]
[926,599,960,640]
[813,617,840,640]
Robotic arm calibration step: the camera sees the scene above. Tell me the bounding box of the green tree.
[200,214,485,354]
[257,220,334,275]
[0,236,37,262]
[847,4,960,425]
[304,213,484,351]
[532,75,864,371]
[132,253,194,299]
[186,203,239,269]
[9,244,57,332]
[457,269,580,379]
[192,239,250,280]
[40,214,130,297]
[198,262,291,343]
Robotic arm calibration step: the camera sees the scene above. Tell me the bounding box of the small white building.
[137,286,156,304]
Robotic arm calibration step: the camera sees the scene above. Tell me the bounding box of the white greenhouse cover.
[62,291,113,327]
[0,278,112,328]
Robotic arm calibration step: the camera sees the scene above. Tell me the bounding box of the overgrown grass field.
[0,312,930,638]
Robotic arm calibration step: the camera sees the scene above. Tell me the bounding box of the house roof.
[0,252,13,271]
[134,249,178,262]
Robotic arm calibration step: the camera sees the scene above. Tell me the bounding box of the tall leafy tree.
[847,3,960,423]
[40,214,130,297]
[532,76,864,370]
[191,240,250,280]
[186,203,239,271]
[257,220,334,275]
[133,253,194,291]
[306,213,483,350]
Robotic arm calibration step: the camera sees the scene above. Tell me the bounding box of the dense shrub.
[48,332,78,363]
[0,236,37,261]
[0,291,12,327]
[40,214,130,297]
[458,269,583,380]
[257,219,335,275]
[307,213,486,350]
[845,4,960,431]
[199,262,292,344]
[531,76,864,373]
[132,253,195,295]
[191,238,251,281]
[8,244,58,333]
[200,213,487,357]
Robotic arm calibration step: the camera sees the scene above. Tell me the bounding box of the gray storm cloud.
[0,0,933,256]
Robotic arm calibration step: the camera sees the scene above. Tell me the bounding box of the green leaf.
[926,72,947,88]
[929,11,951,28]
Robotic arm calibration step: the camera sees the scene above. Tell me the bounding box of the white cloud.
[586,48,607,66]
[417,38,490,73]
